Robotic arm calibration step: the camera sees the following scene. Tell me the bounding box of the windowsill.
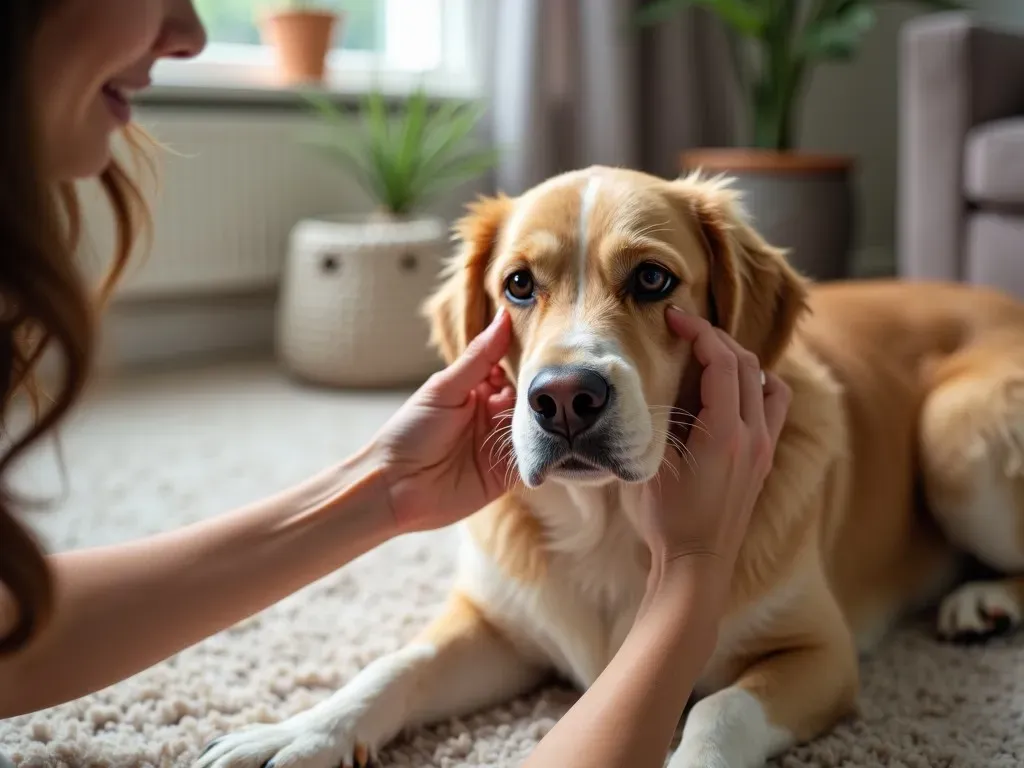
[142,69,480,109]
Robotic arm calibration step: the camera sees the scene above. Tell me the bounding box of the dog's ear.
[669,173,810,370]
[422,194,513,365]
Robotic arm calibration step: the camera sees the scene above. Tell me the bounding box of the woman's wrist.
[640,554,731,644]
[314,444,399,544]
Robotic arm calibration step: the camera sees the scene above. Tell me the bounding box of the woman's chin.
[48,120,121,181]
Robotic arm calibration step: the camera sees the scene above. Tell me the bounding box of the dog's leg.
[196,592,547,768]
[668,598,858,768]
[920,360,1024,641]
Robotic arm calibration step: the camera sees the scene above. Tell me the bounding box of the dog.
[197,166,1024,768]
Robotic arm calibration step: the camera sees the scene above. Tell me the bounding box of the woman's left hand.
[370,308,518,533]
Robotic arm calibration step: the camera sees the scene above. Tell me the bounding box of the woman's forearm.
[0,448,395,718]
[524,559,725,768]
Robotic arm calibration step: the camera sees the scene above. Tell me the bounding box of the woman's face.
[31,0,207,179]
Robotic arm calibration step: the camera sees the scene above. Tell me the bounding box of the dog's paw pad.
[937,580,1022,643]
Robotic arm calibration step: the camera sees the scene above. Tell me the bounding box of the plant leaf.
[417,147,503,203]
[873,0,965,8]
[299,79,498,214]
[634,0,766,37]
[419,100,490,177]
[799,2,876,61]
[394,85,430,197]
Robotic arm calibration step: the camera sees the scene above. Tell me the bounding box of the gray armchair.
[898,12,1024,299]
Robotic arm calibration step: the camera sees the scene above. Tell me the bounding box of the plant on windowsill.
[635,0,963,282]
[276,86,501,388]
[259,0,343,86]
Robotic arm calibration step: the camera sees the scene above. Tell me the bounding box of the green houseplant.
[636,0,963,281]
[275,87,501,388]
[300,86,501,218]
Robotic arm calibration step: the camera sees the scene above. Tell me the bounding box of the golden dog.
[199,166,1024,768]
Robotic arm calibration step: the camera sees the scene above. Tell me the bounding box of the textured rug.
[1,360,1023,768]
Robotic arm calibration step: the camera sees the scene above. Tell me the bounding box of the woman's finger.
[762,371,791,447]
[713,329,767,431]
[666,309,741,435]
[426,308,512,406]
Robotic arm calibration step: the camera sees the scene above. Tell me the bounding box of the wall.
[798,1,1024,277]
[81,103,490,374]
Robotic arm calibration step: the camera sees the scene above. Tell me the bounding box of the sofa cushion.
[966,212,1024,300]
[965,118,1024,206]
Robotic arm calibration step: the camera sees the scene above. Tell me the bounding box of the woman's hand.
[369,309,518,533]
[637,307,792,590]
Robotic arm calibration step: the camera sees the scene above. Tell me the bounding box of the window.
[153,0,480,98]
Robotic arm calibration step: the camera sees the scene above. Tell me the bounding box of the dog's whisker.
[663,417,711,437]
[653,428,698,476]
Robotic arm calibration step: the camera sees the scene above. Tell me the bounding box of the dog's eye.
[505,270,536,304]
[629,262,677,303]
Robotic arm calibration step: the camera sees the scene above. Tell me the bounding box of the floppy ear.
[421,194,513,365]
[670,173,810,370]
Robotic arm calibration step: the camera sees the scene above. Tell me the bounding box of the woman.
[0,1,791,767]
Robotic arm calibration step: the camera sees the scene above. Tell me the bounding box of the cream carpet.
[1,360,1023,768]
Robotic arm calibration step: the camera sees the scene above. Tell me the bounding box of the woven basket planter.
[276,214,448,388]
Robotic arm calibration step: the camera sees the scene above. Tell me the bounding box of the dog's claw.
[354,742,370,767]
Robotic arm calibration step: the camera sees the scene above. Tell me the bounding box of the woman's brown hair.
[0,0,150,653]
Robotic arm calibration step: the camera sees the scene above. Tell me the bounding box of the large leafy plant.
[636,0,963,151]
[301,87,500,217]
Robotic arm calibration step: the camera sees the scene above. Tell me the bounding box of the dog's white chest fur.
[457,483,650,688]
[456,483,809,700]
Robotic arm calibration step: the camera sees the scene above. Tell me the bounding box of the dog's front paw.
[195,711,376,768]
[937,580,1023,643]
[668,747,734,768]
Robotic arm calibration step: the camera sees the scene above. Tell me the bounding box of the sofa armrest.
[898,12,1024,282]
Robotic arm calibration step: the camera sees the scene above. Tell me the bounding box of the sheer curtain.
[479,0,741,195]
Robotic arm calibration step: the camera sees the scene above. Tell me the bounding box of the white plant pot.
[276,214,448,388]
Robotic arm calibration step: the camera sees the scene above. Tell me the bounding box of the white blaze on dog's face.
[424,166,808,491]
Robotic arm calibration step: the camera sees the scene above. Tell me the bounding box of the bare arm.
[0,450,394,719]
[0,308,516,720]
[524,558,724,768]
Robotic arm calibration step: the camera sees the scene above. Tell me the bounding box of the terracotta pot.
[259,10,341,86]
[680,148,855,282]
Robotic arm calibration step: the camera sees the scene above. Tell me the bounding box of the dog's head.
[423,166,808,489]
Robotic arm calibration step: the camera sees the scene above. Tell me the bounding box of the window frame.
[150,0,482,102]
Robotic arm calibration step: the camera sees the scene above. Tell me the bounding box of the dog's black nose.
[528,366,610,440]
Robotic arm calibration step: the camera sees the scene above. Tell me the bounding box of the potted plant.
[259,1,342,86]
[276,87,501,388]
[637,0,961,281]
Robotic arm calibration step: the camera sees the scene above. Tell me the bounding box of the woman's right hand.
[636,307,791,589]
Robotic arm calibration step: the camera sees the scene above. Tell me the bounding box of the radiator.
[76,108,367,300]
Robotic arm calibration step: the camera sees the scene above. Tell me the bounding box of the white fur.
[456,486,648,688]
[575,177,601,319]
[668,687,793,768]
[938,580,1023,638]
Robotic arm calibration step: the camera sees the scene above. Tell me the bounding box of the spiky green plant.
[300,87,501,217]
[636,0,964,151]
